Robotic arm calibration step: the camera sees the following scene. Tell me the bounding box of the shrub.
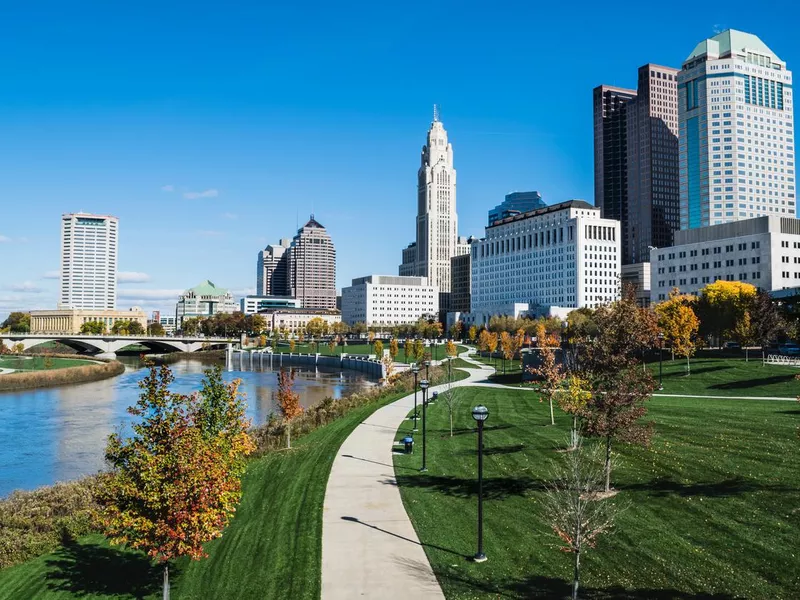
[0,359,124,392]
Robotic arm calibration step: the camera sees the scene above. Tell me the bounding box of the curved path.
[320,351,493,599]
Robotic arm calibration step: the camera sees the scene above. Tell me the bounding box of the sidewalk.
[320,351,490,600]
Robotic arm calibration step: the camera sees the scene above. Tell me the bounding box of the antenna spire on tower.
[433,104,439,122]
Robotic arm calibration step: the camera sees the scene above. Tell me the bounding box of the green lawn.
[650,357,800,397]
[393,387,800,599]
[0,356,94,371]
[0,365,470,600]
[268,341,455,364]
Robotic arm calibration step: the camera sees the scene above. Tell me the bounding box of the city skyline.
[1,3,799,319]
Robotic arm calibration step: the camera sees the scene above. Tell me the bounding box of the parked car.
[778,343,800,356]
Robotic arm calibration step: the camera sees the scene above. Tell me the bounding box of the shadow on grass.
[710,374,795,390]
[664,365,732,376]
[777,409,800,415]
[441,424,514,437]
[340,516,467,559]
[343,453,417,471]
[435,568,739,599]
[621,476,795,498]
[45,538,162,598]
[457,443,525,456]
[393,473,543,499]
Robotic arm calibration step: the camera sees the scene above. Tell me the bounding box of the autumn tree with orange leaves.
[529,322,565,425]
[277,368,303,449]
[99,364,254,599]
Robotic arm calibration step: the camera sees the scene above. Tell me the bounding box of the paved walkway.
[320,351,493,600]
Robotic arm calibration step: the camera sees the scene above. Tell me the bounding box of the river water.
[0,357,375,497]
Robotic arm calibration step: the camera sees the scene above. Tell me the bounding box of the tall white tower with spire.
[399,107,460,310]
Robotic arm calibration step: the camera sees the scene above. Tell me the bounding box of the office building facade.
[289,215,336,309]
[627,64,680,263]
[240,295,299,315]
[257,239,292,296]
[651,216,800,302]
[470,201,621,323]
[341,275,438,326]
[594,85,636,263]
[678,29,794,230]
[59,213,118,310]
[261,308,341,337]
[175,280,238,328]
[399,109,462,310]
[30,308,147,335]
[450,246,473,313]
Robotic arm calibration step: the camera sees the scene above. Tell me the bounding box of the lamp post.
[412,364,420,431]
[419,379,430,472]
[471,405,489,563]
[424,359,430,381]
[657,332,664,391]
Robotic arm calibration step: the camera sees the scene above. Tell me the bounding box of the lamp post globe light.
[471,405,489,563]
[657,332,665,390]
[412,364,420,431]
[424,359,431,380]
[419,379,430,471]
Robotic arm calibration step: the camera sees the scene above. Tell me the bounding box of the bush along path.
[321,351,489,600]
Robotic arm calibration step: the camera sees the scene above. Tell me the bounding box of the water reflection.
[0,358,374,497]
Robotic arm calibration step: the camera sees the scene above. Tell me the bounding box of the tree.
[80,321,105,335]
[246,314,267,335]
[374,339,384,358]
[403,339,412,363]
[449,321,463,341]
[751,290,785,361]
[445,339,457,358]
[181,317,200,336]
[559,375,592,450]
[500,330,522,374]
[468,325,478,344]
[732,310,755,362]
[99,365,253,598]
[352,322,367,336]
[1,312,30,333]
[486,332,499,367]
[477,329,490,352]
[579,287,657,491]
[413,338,425,362]
[530,322,565,426]
[541,437,619,600]
[368,331,375,344]
[655,290,700,374]
[389,338,399,361]
[276,368,303,448]
[128,321,145,335]
[147,322,166,336]
[696,280,757,347]
[289,339,296,353]
[305,317,328,339]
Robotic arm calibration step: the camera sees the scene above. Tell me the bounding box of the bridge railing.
[765,354,800,367]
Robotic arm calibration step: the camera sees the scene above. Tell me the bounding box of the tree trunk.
[549,398,555,426]
[287,421,292,449]
[745,347,749,362]
[686,354,690,375]
[604,436,612,493]
[573,534,581,600]
[449,411,454,437]
[163,564,170,600]
[671,348,674,361]
[571,416,578,450]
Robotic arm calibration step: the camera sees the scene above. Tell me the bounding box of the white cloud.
[196,230,225,238]
[222,212,238,220]
[161,184,175,192]
[118,271,151,283]
[184,189,219,199]
[712,23,725,34]
[0,235,11,243]
[42,270,60,279]
[117,288,183,301]
[7,281,42,293]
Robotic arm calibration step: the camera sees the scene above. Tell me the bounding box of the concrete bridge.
[0,334,237,358]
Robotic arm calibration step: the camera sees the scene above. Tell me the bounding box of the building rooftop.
[488,200,597,228]
[258,307,340,316]
[686,29,782,64]
[185,280,229,296]
[303,214,325,229]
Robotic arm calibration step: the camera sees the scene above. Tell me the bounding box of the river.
[0,357,375,497]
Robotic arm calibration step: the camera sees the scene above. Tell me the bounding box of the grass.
[393,386,800,599]
[268,341,455,364]
[0,356,94,371]
[650,356,800,397]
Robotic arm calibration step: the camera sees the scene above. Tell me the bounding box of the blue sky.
[1,0,798,319]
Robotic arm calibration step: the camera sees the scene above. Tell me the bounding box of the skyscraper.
[679,29,794,229]
[627,64,680,263]
[59,213,118,310]
[594,85,636,263]
[399,108,460,310]
[488,191,546,225]
[256,238,292,296]
[289,215,336,309]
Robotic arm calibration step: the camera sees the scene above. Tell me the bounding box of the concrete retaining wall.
[227,350,385,379]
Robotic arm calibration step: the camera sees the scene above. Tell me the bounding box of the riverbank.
[0,356,124,392]
[0,361,465,590]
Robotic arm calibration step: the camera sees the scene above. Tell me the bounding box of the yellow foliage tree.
[445,339,457,357]
[656,290,700,375]
[468,325,478,343]
[697,280,757,346]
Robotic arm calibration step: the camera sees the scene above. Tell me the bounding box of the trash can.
[402,436,414,454]
[430,391,438,404]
